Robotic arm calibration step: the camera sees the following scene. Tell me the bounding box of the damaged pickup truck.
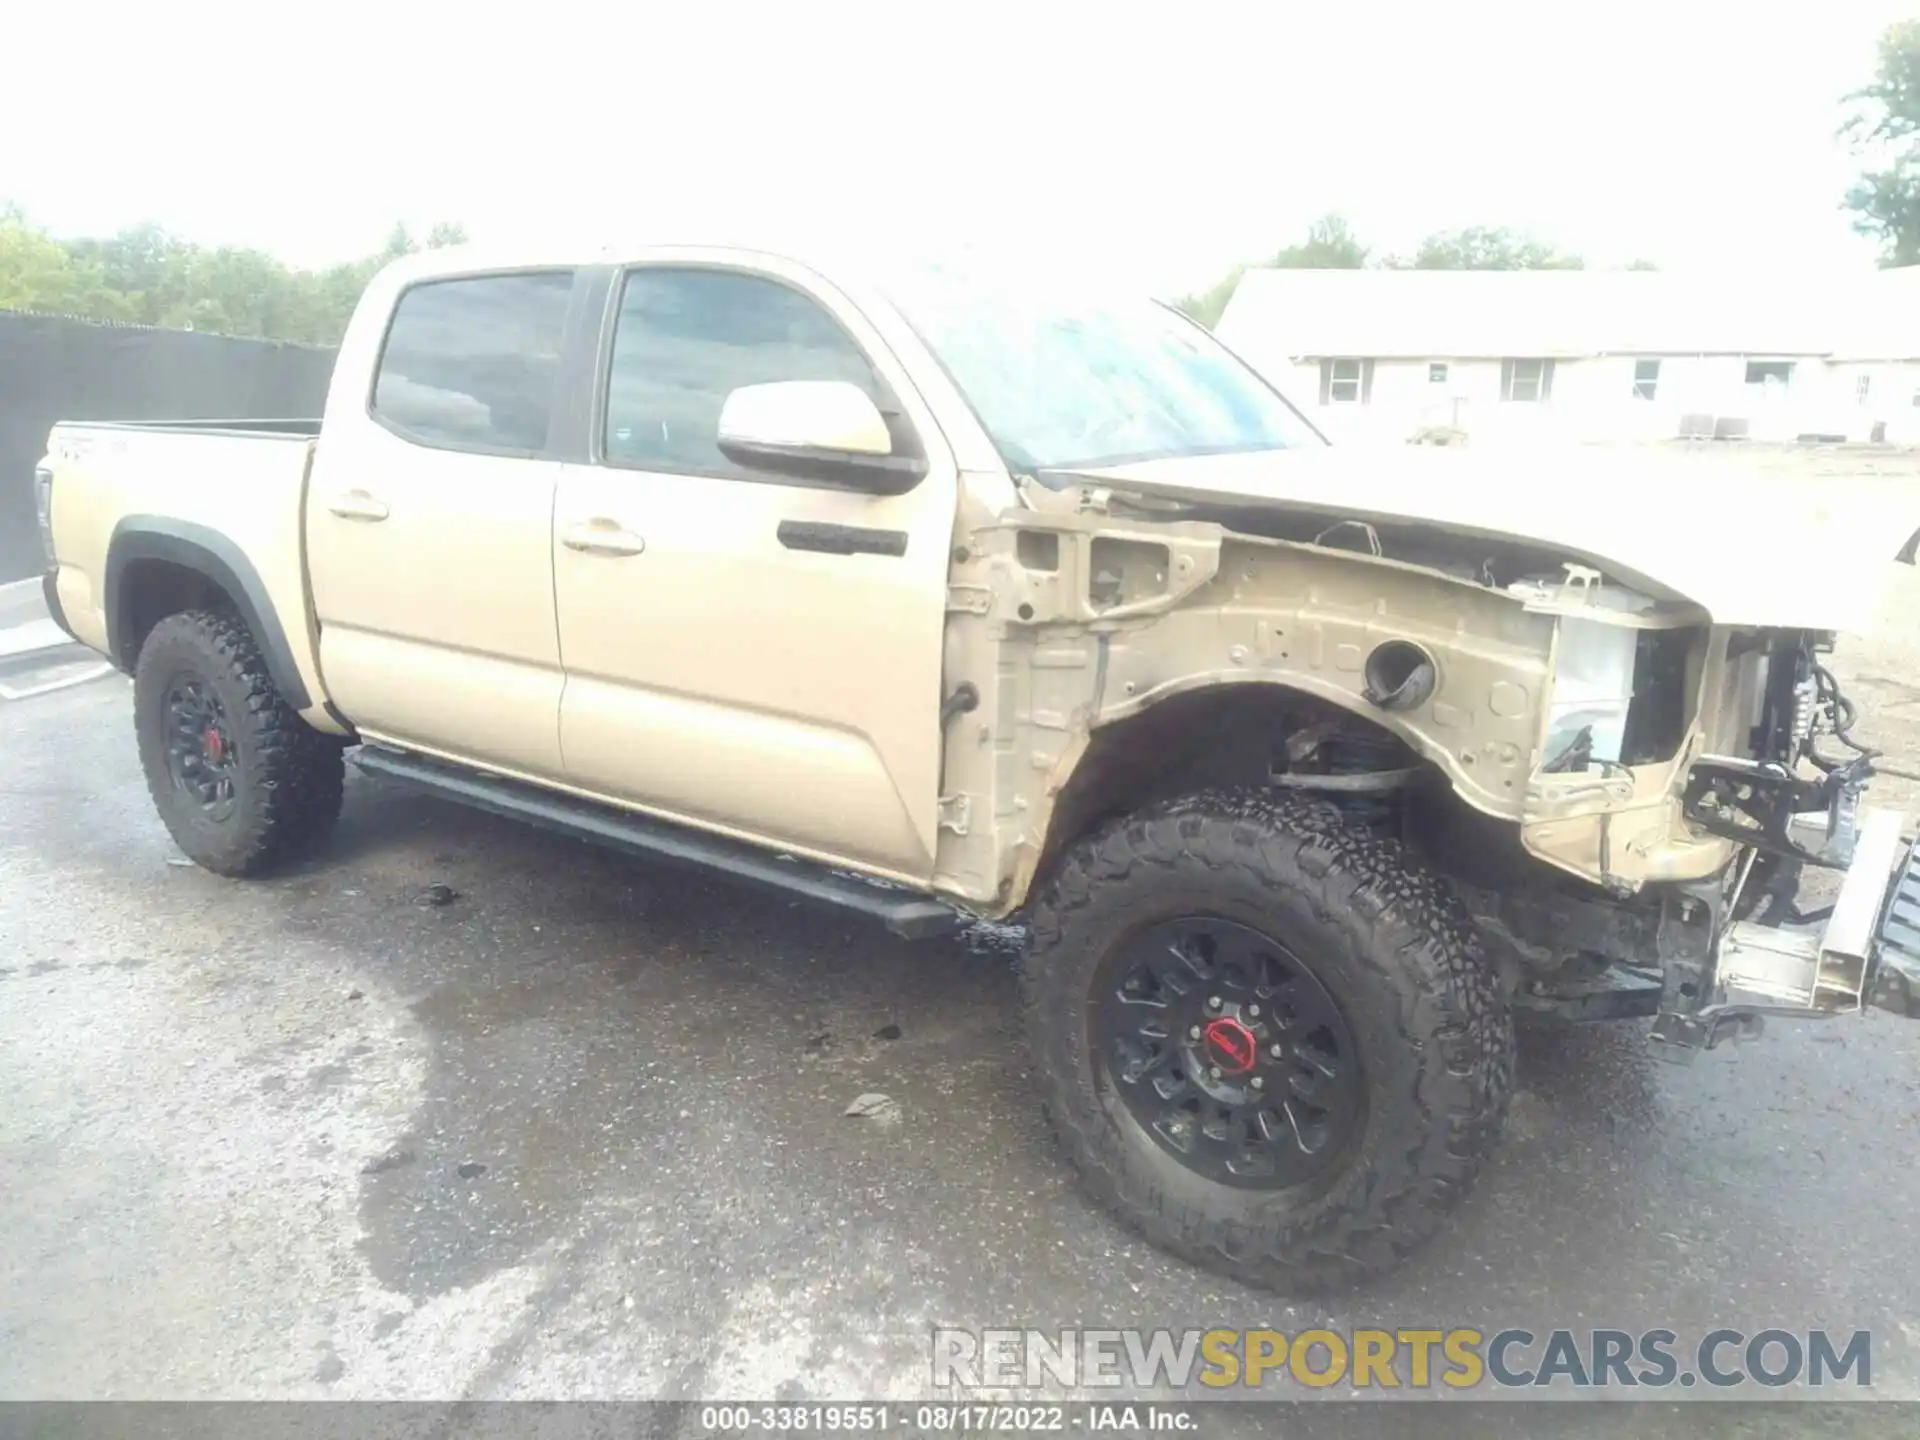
[35,242,1920,1291]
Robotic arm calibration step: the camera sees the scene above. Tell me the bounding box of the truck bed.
[42,418,334,728]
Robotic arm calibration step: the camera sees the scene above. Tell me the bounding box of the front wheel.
[1021,790,1513,1293]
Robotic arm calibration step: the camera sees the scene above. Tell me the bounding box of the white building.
[1215,266,1920,448]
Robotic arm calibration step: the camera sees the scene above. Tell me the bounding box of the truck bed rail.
[57,418,322,439]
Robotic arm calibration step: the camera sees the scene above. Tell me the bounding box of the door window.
[602,268,884,478]
[371,271,575,453]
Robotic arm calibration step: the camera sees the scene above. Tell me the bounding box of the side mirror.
[716,381,927,494]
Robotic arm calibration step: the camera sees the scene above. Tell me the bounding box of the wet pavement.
[4,579,1920,1435]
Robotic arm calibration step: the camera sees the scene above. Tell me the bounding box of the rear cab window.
[600,268,906,479]
[371,271,575,454]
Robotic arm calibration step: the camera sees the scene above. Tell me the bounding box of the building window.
[1855,375,1873,405]
[1428,362,1449,384]
[1500,357,1554,403]
[1744,360,1794,386]
[1632,358,1661,401]
[1318,357,1373,405]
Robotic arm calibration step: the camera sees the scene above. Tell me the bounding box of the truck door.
[306,268,577,777]
[551,261,957,880]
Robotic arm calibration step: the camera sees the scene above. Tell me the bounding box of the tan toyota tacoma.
[35,241,1920,1292]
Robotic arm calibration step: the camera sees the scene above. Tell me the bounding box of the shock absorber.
[1270,725,1419,828]
[1316,733,1411,826]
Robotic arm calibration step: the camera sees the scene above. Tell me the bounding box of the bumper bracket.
[1651,807,1910,1058]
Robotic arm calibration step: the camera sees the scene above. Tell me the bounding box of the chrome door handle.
[327,489,390,521]
[562,519,646,557]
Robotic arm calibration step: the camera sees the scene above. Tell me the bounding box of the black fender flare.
[105,516,311,711]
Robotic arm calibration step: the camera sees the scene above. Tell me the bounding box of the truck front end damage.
[1635,626,1920,1054]
[1510,610,1920,1055]
[940,469,1916,1058]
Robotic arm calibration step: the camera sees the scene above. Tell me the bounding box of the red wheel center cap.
[1202,1017,1258,1075]
[204,729,225,764]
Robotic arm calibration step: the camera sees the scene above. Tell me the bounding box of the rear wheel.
[1021,789,1512,1293]
[134,610,344,876]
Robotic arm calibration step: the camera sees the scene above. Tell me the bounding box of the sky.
[2,1,1912,296]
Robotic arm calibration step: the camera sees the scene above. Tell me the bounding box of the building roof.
[1215,266,1883,365]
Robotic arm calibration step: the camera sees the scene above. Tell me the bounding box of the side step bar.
[351,746,966,940]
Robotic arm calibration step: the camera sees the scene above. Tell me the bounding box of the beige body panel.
[551,249,975,875]
[304,440,566,778]
[299,257,572,776]
[42,426,345,735]
[553,465,953,874]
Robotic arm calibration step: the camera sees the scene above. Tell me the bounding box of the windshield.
[886,271,1324,473]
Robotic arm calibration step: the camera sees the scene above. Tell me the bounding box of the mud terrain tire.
[1021,789,1513,1293]
[134,610,344,877]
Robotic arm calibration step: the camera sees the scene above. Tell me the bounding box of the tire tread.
[1021,787,1512,1293]
[134,609,344,877]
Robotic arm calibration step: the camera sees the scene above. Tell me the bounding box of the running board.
[350,746,965,940]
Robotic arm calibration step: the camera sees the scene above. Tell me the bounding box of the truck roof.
[373,239,1135,314]
[381,236,882,283]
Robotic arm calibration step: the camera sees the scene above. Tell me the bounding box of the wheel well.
[104,519,314,712]
[113,558,237,670]
[1029,683,1541,896]
[1034,687,1371,881]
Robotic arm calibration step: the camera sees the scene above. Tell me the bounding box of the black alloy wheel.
[133,609,345,877]
[1093,916,1362,1189]
[161,673,240,821]
[1021,789,1513,1292]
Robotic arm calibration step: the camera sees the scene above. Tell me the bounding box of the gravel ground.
[3,556,1919,1436]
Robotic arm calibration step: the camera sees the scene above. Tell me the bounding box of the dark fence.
[0,311,337,584]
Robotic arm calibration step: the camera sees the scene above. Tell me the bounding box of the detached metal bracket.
[1651,807,1907,1060]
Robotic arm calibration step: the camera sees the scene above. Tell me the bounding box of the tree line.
[0,208,468,346]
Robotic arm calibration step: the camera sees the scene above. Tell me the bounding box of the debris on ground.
[414,883,459,909]
[873,1023,902,1041]
[843,1093,900,1122]
[958,919,1028,955]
